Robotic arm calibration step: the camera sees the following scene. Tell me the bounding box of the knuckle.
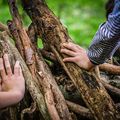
[0,66,4,70]
[14,67,18,70]
[68,42,72,47]
[74,57,79,62]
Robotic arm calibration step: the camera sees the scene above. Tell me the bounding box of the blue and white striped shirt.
[87,0,120,65]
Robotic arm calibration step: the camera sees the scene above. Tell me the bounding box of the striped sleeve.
[87,0,120,65]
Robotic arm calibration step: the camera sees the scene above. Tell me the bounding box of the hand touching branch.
[61,42,95,70]
[0,54,25,109]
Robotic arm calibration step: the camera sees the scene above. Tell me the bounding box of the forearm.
[88,0,120,65]
[88,36,120,65]
[0,91,23,109]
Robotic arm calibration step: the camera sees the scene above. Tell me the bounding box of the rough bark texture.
[7,0,72,120]
[99,63,120,75]
[0,0,120,120]
[21,0,118,120]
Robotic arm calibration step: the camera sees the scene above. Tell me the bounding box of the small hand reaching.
[61,42,95,70]
[0,54,25,109]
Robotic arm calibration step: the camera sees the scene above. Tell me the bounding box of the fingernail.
[4,54,8,58]
[16,61,20,66]
[63,59,66,62]
[62,43,66,46]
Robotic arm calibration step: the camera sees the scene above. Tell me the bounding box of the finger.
[75,44,84,50]
[3,54,12,75]
[63,57,76,63]
[0,77,2,91]
[19,63,23,76]
[61,48,76,57]
[14,61,21,76]
[62,42,78,52]
[0,77,1,84]
[0,58,6,80]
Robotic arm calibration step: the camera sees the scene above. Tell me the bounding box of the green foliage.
[0,0,107,48]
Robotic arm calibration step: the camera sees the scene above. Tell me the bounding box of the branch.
[99,63,120,75]
[0,22,10,36]
[101,79,120,98]
[66,100,93,119]
[8,0,72,119]
[21,0,118,119]
[39,49,57,62]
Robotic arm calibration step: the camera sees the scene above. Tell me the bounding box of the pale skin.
[0,54,25,109]
[61,42,95,70]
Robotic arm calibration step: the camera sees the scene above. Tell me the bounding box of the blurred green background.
[0,0,107,48]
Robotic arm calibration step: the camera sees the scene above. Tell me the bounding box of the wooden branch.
[8,0,72,120]
[66,100,93,119]
[27,22,37,44]
[95,65,120,97]
[37,71,61,120]
[0,22,10,36]
[7,20,24,57]
[8,2,51,119]
[101,79,120,98]
[39,49,57,62]
[99,63,120,74]
[0,32,50,120]
[35,47,72,120]
[116,103,120,112]
[21,0,118,119]
[21,102,37,120]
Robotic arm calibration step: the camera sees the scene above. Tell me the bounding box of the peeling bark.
[0,0,119,120]
[7,0,72,119]
[21,0,118,119]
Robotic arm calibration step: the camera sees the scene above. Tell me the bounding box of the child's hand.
[61,42,95,70]
[0,54,25,101]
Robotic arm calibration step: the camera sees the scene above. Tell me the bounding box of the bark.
[101,79,120,98]
[0,22,10,36]
[7,0,72,119]
[40,49,57,62]
[0,32,49,120]
[66,100,93,119]
[21,0,118,120]
[99,63,120,75]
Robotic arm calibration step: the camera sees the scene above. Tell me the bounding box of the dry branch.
[40,49,57,62]
[99,63,120,74]
[66,100,93,119]
[0,22,10,35]
[0,0,119,120]
[21,0,118,119]
[101,79,120,97]
[8,0,72,119]
[0,32,50,120]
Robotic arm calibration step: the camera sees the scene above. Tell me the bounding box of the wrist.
[0,91,24,109]
[8,90,24,103]
[85,57,95,70]
[87,59,95,70]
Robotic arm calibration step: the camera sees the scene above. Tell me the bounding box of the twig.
[40,49,57,62]
[21,102,37,120]
[0,22,10,36]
